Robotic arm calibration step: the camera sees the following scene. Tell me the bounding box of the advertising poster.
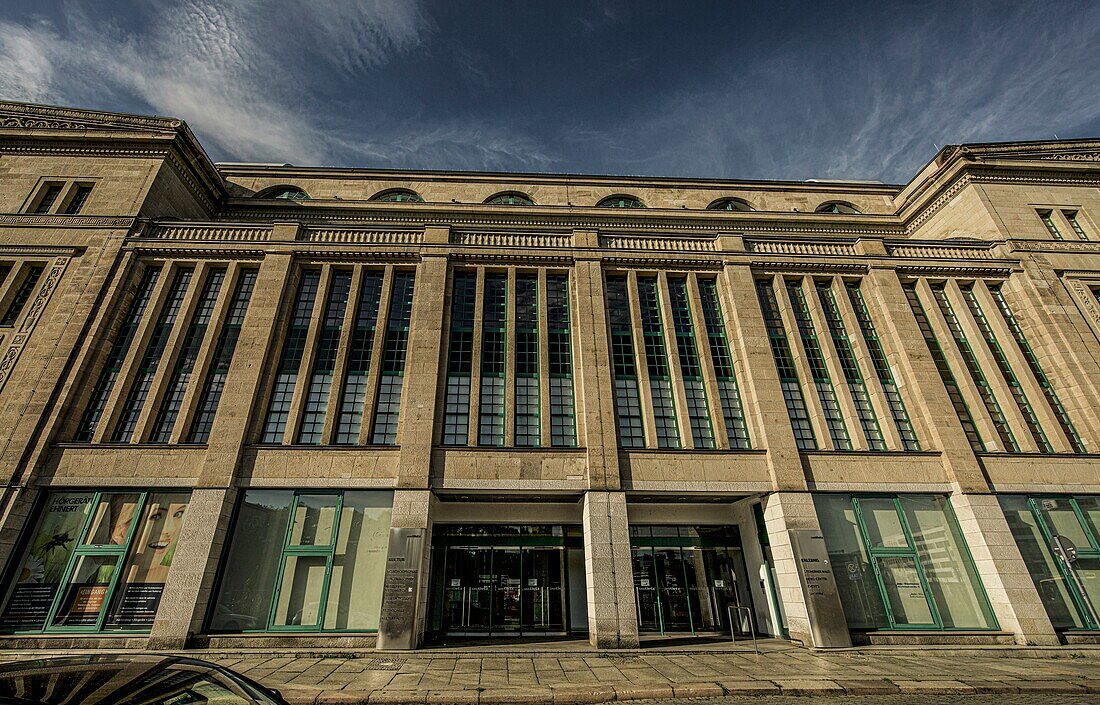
[0,493,93,629]
[107,494,189,629]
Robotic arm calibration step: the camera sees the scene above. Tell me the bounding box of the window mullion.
[774,278,831,449]
[93,492,148,632]
[627,271,658,447]
[803,276,867,450]
[94,264,177,444]
[321,268,361,445]
[43,491,102,629]
[468,268,485,446]
[686,273,729,449]
[656,274,692,449]
[357,266,394,446]
[504,268,517,447]
[538,268,551,447]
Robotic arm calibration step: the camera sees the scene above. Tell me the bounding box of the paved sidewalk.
[4,642,1100,704]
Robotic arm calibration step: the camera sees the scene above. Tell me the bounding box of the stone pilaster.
[949,492,1059,645]
[582,490,638,648]
[376,489,434,650]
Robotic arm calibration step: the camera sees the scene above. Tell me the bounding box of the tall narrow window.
[112,267,193,442]
[32,183,62,214]
[989,285,1086,453]
[1063,211,1090,241]
[443,272,476,446]
[903,283,984,452]
[846,283,920,451]
[0,264,11,289]
[698,279,750,449]
[547,274,576,447]
[1038,210,1063,239]
[149,269,225,443]
[961,285,1051,452]
[930,283,1018,452]
[756,279,816,450]
[637,276,680,448]
[0,265,44,326]
[335,271,383,444]
[187,270,257,443]
[479,273,507,446]
[371,271,414,445]
[606,276,644,447]
[816,281,885,450]
[261,270,321,443]
[75,267,161,441]
[63,185,93,215]
[296,271,352,444]
[668,277,715,449]
[787,280,850,450]
[515,273,540,447]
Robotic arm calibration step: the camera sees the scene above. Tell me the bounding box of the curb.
[279,677,1100,704]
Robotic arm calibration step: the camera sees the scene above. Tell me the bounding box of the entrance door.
[853,497,940,629]
[523,548,564,632]
[442,547,493,634]
[493,549,522,634]
[1031,497,1100,629]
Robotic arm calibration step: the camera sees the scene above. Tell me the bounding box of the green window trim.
[961,285,1052,453]
[846,282,919,451]
[668,276,715,449]
[443,271,477,446]
[1018,495,1100,630]
[756,279,817,450]
[515,273,540,447]
[929,283,1019,452]
[479,273,507,447]
[698,278,751,449]
[1038,210,1064,240]
[816,281,886,450]
[637,276,680,449]
[1062,211,1090,241]
[547,274,576,447]
[371,271,415,445]
[988,285,1086,454]
[606,275,644,448]
[787,280,851,450]
[262,270,322,444]
[335,271,384,445]
[297,271,352,444]
[903,282,984,452]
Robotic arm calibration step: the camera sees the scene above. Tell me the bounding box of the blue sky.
[1,1,1099,183]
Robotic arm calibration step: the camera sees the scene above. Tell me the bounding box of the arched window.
[257,185,309,200]
[596,195,645,209]
[708,197,753,212]
[371,189,424,203]
[485,192,535,206]
[815,201,861,214]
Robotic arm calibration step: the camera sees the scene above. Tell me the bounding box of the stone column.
[377,489,434,650]
[148,253,294,648]
[582,490,638,648]
[949,493,1059,645]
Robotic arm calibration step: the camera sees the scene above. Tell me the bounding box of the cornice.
[894,264,1014,278]
[750,261,867,275]
[0,244,85,257]
[0,214,136,229]
[450,253,573,265]
[1009,239,1100,253]
[0,101,182,132]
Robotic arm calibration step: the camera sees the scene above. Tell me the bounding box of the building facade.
[0,100,1099,651]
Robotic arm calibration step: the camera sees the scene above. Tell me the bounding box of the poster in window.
[105,493,189,630]
[0,493,94,629]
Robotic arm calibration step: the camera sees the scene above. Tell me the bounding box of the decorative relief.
[0,255,70,393]
[1010,240,1100,253]
[599,235,717,252]
[751,261,866,275]
[0,104,182,131]
[451,231,571,248]
[150,225,271,241]
[0,214,135,228]
[886,243,995,259]
[894,264,1013,278]
[308,229,423,245]
[603,256,722,270]
[1068,279,1100,327]
[1037,152,1100,161]
[745,239,855,256]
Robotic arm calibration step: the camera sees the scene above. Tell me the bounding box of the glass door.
[1031,497,1100,629]
[492,549,522,634]
[443,547,493,634]
[521,548,564,633]
[632,548,661,632]
[269,493,340,630]
[853,497,940,629]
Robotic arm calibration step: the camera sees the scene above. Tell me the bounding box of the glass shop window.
[0,491,190,633]
[815,493,997,631]
[209,489,393,632]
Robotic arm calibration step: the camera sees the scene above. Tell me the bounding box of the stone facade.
[1,101,1099,651]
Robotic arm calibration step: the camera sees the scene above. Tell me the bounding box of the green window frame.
[903,283,984,452]
[668,276,715,449]
[262,270,322,443]
[547,274,576,447]
[816,281,885,450]
[1063,211,1090,241]
[845,282,919,450]
[988,285,1085,454]
[479,273,507,446]
[515,273,540,447]
[756,279,816,450]
[787,280,850,450]
[637,276,680,449]
[1038,210,1064,239]
[371,271,416,445]
[606,275,644,448]
[961,284,1051,452]
[929,283,1018,452]
[697,278,750,449]
[443,271,477,446]
[335,271,384,445]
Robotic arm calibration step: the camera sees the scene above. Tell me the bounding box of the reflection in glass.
[274,555,327,627]
[877,555,935,626]
[324,492,392,630]
[87,494,141,545]
[51,555,118,627]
